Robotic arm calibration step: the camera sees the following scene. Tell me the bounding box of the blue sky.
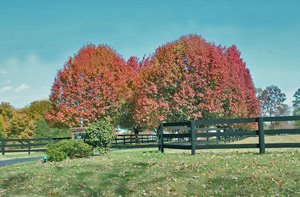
[0,0,299,109]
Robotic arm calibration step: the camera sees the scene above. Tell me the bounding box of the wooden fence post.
[258,117,265,154]
[159,124,164,153]
[1,139,5,155]
[27,139,31,154]
[130,135,132,144]
[206,129,209,142]
[190,121,196,155]
[158,125,160,151]
[123,135,126,145]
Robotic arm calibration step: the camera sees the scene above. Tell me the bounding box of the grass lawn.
[0,135,299,196]
[0,152,46,161]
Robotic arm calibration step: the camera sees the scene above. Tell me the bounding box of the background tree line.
[1,85,300,139]
[0,101,70,139]
[257,85,300,129]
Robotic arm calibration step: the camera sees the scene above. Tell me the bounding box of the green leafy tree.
[24,100,53,120]
[292,88,300,128]
[34,119,71,138]
[0,102,15,120]
[0,115,6,138]
[8,112,36,139]
[22,100,70,138]
[85,119,116,155]
[0,102,15,138]
[293,88,300,115]
[259,85,286,117]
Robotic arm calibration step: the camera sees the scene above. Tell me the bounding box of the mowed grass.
[0,136,299,196]
[0,152,45,161]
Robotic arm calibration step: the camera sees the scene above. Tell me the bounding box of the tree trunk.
[133,126,141,144]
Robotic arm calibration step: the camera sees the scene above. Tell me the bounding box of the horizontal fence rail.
[112,134,157,145]
[0,137,71,155]
[1,134,159,155]
[158,116,300,155]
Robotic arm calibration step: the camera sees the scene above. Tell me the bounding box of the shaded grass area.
[111,142,158,150]
[0,152,46,161]
[0,148,299,196]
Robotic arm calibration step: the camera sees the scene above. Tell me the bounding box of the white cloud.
[26,54,39,64]
[15,84,30,92]
[0,69,7,74]
[6,58,18,67]
[0,86,12,92]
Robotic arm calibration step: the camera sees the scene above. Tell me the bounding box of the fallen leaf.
[170,187,176,192]
[202,173,210,177]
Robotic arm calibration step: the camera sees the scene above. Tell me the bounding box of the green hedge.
[46,139,92,162]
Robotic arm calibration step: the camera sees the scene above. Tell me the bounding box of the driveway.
[0,157,43,167]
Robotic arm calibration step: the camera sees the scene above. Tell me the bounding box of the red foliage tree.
[118,56,151,134]
[129,35,260,130]
[47,44,132,128]
[48,35,260,131]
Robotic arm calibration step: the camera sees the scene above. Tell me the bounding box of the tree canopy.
[259,85,286,117]
[292,88,300,116]
[47,35,260,131]
[24,100,53,120]
[0,115,5,138]
[124,35,260,131]
[0,102,37,139]
[47,44,134,128]
[292,88,300,128]
[8,112,36,139]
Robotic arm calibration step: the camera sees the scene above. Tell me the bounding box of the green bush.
[46,148,67,162]
[46,139,92,162]
[85,119,116,155]
[34,119,71,138]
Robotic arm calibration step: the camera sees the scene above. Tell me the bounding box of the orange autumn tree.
[118,56,152,135]
[126,35,260,131]
[48,35,260,132]
[47,44,133,128]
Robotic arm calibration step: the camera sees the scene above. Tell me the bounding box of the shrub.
[46,148,67,162]
[85,119,116,155]
[46,139,92,162]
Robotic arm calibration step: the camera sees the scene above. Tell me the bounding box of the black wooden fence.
[0,134,158,155]
[158,116,300,155]
[0,137,71,155]
[112,134,157,145]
